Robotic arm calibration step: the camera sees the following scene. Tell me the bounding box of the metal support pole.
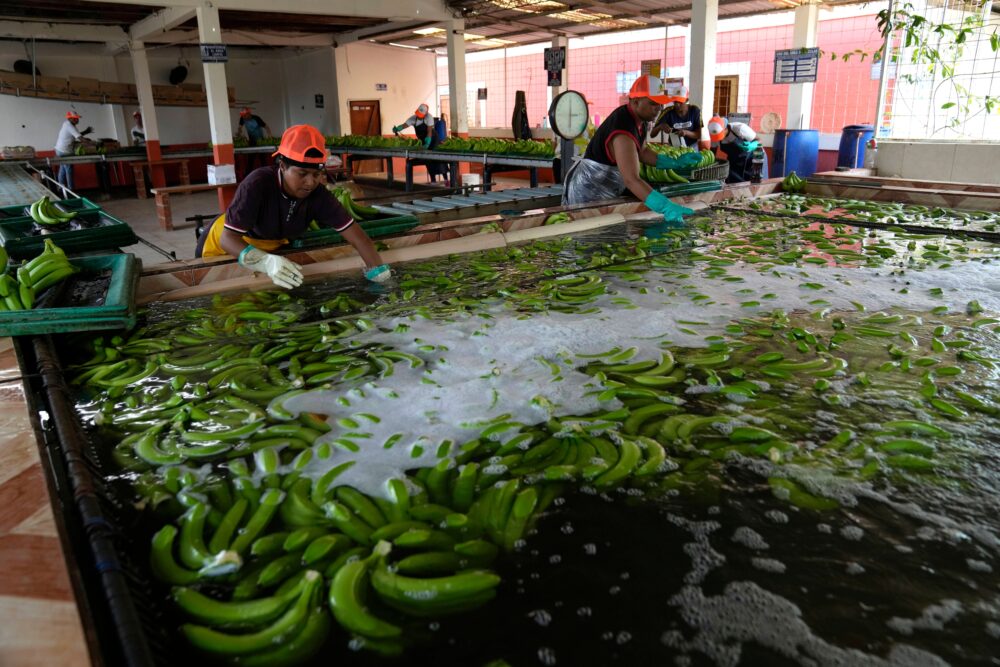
[873,0,895,137]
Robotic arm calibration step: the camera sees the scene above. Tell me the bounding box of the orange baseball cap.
[628,75,671,105]
[273,124,327,168]
[66,111,81,120]
[666,84,689,104]
[415,103,429,119]
[707,116,728,142]
[240,107,253,118]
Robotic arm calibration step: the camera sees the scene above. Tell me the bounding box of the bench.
[132,158,191,199]
[151,183,219,230]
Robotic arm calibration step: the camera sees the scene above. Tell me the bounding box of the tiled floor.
[0,339,89,667]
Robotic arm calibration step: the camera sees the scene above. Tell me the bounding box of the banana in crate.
[27,196,78,228]
[0,239,78,311]
[642,145,717,184]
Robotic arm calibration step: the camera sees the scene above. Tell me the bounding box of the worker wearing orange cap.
[651,84,702,148]
[562,74,700,223]
[197,124,391,288]
[131,111,145,146]
[53,110,94,191]
[392,104,436,149]
[238,106,272,172]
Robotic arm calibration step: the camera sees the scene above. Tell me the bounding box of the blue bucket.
[772,129,819,178]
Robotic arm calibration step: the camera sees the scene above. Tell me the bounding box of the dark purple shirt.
[224,166,352,240]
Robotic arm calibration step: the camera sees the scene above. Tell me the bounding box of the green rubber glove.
[644,190,694,224]
[740,140,761,153]
[655,152,702,170]
[423,136,432,148]
[392,125,404,135]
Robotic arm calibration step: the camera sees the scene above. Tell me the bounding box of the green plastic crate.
[656,181,723,197]
[0,253,140,336]
[0,208,138,259]
[0,197,102,220]
[289,214,420,249]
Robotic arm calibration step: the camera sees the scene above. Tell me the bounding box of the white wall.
[280,48,340,134]
[876,140,1000,185]
[333,42,437,136]
[0,41,288,149]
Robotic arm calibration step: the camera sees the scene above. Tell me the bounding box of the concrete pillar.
[197,1,236,209]
[689,0,718,141]
[446,18,468,136]
[130,41,166,190]
[787,1,820,130]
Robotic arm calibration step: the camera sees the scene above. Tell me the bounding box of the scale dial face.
[549,90,589,140]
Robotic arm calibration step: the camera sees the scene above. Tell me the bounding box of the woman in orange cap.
[562,75,700,223]
[197,124,391,288]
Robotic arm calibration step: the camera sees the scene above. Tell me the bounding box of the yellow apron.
[200,214,288,257]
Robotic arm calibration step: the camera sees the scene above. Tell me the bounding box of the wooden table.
[131,159,190,199]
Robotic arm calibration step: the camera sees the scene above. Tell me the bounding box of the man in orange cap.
[53,110,93,191]
[131,111,145,146]
[238,106,272,173]
[197,124,391,287]
[562,74,700,223]
[651,84,703,148]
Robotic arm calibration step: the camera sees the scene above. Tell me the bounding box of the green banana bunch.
[0,246,7,275]
[0,239,78,311]
[544,212,571,226]
[327,186,379,222]
[783,171,806,194]
[28,196,77,227]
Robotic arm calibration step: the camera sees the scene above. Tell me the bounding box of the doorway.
[348,100,382,175]
[713,76,739,117]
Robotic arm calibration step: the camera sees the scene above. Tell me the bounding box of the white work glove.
[364,264,392,284]
[238,246,303,289]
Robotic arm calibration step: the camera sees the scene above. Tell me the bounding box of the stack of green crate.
[0,206,138,259]
[0,254,141,335]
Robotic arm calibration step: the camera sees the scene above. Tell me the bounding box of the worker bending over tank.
[562,75,700,224]
[196,124,391,288]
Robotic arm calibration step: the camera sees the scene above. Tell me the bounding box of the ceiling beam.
[132,27,342,47]
[0,19,127,43]
[331,19,441,47]
[82,0,455,22]
[129,6,197,41]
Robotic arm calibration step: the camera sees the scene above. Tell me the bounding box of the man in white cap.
[651,84,702,148]
[708,116,763,183]
[562,74,700,224]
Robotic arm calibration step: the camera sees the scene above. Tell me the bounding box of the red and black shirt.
[583,104,648,166]
[224,166,353,240]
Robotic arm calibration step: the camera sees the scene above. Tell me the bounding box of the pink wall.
[438,15,883,135]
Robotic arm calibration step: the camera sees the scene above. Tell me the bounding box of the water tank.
[837,124,875,169]
[434,118,447,142]
[772,129,819,178]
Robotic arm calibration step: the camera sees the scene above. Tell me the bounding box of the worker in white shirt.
[53,111,93,192]
[131,111,145,146]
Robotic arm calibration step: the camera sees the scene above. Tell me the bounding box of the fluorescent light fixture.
[413,27,444,35]
[389,42,420,49]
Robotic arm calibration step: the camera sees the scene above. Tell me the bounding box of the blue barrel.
[772,129,819,178]
[434,118,447,142]
[837,124,874,168]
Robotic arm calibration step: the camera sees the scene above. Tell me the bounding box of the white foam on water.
[966,559,993,573]
[751,557,786,574]
[840,526,865,541]
[846,562,866,575]
[731,526,769,551]
[886,599,963,636]
[663,581,949,667]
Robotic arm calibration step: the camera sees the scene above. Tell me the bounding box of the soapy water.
[69,209,1000,664]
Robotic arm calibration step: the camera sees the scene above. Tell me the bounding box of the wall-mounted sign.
[544,46,566,73]
[375,83,388,92]
[315,94,324,109]
[640,59,661,78]
[477,88,488,101]
[773,47,819,84]
[200,43,228,63]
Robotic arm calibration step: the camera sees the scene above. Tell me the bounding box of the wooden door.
[349,100,382,175]
[713,76,738,116]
